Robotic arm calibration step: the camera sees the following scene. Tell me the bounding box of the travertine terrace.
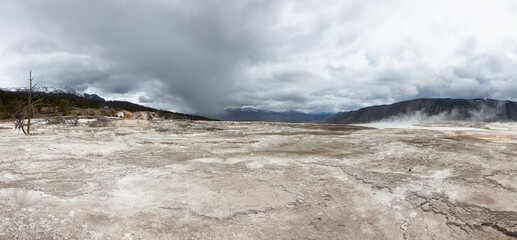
[0,119,516,239]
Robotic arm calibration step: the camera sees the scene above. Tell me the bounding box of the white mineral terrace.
[0,119,516,239]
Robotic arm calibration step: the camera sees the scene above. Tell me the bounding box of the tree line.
[0,90,101,119]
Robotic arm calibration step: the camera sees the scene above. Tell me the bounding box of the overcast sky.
[1,0,517,114]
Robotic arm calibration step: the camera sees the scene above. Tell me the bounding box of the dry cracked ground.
[0,119,516,239]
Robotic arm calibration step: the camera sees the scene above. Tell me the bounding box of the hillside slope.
[0,89,212,120]
[321,98,517,124]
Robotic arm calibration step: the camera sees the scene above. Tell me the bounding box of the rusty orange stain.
[444,130,516,142]
[123,112,134,118]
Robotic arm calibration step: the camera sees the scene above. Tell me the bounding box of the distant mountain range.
[5,86,514,124]
[209,107,336,123]
[1,86,335,122]
[1,86,105,102]
[320,98,517,124]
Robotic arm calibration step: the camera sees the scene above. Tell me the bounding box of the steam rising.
[364,102,512,129]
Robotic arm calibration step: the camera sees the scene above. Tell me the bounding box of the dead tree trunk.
[26,70,35,135]
[11,71,37,135]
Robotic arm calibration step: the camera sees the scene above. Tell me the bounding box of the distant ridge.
[1,86,105,102]
[211,107,336,123]
[320,98,517,124]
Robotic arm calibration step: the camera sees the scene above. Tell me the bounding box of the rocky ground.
[0,119,516,239]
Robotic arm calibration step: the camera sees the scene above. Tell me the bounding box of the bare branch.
[11,70,36,135]
[26,70,35,135]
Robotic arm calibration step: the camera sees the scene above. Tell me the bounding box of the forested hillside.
[0,90,212,120]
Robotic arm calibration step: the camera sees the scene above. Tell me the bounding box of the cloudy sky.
[1,0,517,114]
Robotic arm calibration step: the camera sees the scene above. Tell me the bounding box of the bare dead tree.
[72,116,79,126]
[26,70,35,135]
[9,102,28,135]
[10,71,40,135]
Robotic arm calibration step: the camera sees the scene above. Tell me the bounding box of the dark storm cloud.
[0,0,282,113]
[138,95,153,103]
[1,0,517,114]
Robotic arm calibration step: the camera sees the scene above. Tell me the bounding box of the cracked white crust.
[0,119,516,239]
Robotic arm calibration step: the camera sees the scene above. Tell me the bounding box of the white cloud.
[1,0,517,114]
